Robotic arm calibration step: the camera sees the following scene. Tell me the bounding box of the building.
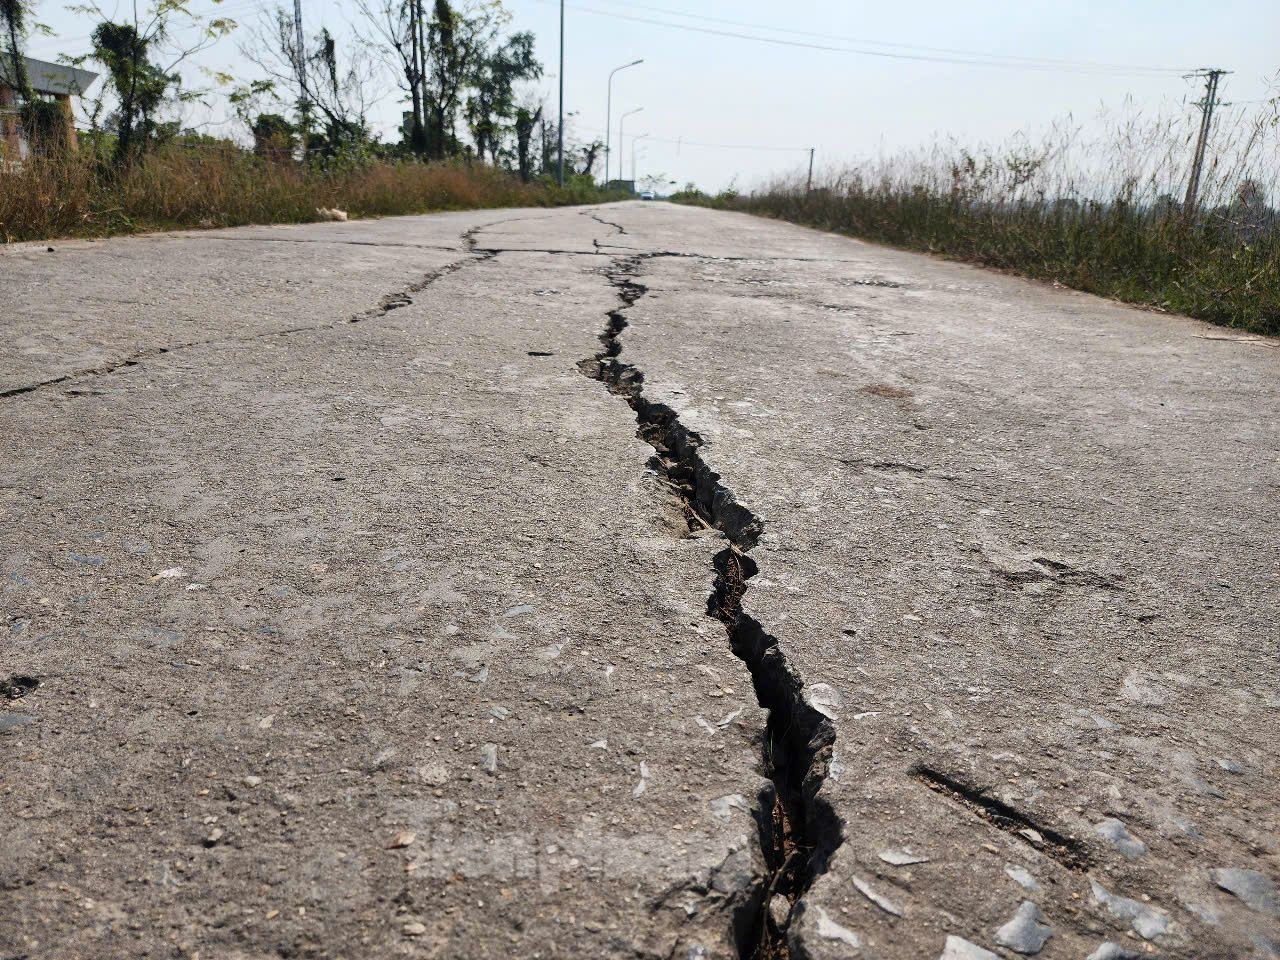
[0,56,99,160]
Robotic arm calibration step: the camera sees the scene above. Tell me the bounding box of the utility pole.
[1183,68,1228,216]
[557,0,565,186]
[293,0,305,82]
[293,0,307,157]
[806,148,815,193]
[605,58,643,186]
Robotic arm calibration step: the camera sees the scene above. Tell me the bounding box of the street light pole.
[618,107,642,188]
[605,58,643,185]
[556,0,565,186]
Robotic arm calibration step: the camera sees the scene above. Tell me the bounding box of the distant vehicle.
[640,191,656,201]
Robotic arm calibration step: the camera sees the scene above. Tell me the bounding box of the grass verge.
[674,102,1280,336]
[0,146,618,243]
[677,188,1278,335]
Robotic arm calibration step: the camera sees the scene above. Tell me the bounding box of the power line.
[578,121,808,153]
[529,0,1197,77]
[644,133,808,152]
[580,0,1189,75]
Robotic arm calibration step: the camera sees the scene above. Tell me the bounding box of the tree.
[577,138,601,177]
[3,0,71,156]
[1,0,30,101]
[639,172,672,194]
[537,109,557,176]
[251,111,295,161]
[309,27,373,154]
[465,29,538,163]
[358,0,543,164]
[91,22,173,162]
[355,0,427,155]
[242,9,381,161]
[513,101,539,181]
[71,0,235,164]
[420,0,495,160]
[2,0,69,156]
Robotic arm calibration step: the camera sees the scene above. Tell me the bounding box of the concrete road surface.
[2,202,1277,960]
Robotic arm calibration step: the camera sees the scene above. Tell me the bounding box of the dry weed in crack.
[579,255,842,960]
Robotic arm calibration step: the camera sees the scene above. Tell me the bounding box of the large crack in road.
[8,204,1277,958]
[579,254,843,958]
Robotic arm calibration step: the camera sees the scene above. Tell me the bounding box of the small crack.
[174,235,464,252]
[433,241,877,264]
[586,208,628,236]
[472,246,610,257]
[352,251,494,323]
[837,457,928,475]
[584,208,628,252]
[462,212,561,252]
[0,347,174,399]
[2,240,496,400]
[579,255,842,959]
[593,247,873,264]
[462,223,485,253]
[911,766,1091,871]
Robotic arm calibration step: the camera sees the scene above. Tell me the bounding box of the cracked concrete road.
[2,202,1278,960]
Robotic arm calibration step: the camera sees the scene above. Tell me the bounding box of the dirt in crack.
[579,256,841,959]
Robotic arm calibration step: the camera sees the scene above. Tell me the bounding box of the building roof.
[0,56,99,97]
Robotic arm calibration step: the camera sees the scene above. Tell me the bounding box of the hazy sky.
[24,0,1280,190]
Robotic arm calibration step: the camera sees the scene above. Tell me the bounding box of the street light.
[618,107,643,186]
[632,133,650,184]
[605,58,643,185]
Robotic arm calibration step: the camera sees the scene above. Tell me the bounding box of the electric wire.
[527,0,1197,77]
[578,0,1189,75]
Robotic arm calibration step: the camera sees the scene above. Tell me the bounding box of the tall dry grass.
[0,144,605,242]
[678,97,1280,335]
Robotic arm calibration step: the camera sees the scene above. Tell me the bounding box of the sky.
[22,0,1280,191]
